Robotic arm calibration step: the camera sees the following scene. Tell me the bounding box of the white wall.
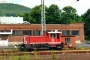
[0,17,23,24]
[0,39,8,46]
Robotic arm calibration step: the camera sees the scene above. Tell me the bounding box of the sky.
[0,0,90,16]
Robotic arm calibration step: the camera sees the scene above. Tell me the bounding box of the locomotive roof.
[48,31,62,34]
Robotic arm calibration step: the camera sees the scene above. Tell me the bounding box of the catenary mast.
[41,0,46,35]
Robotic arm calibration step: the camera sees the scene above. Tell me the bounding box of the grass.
[67,55,74,58]
[51,50,56,59]
[7,53,30,60]
[34,48,39,59]
[1,49,58,60]
[77,46,86,50]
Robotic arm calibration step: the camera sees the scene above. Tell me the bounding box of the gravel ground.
[54,53,90,60]
[32,53,90,60]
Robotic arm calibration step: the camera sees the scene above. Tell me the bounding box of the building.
[0,17,23,24]
[0,1,7,3]
[0,17,84,47]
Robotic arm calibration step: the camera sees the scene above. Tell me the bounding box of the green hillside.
[0,3,31,16]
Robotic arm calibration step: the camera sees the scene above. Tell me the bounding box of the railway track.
[0,49,90,60]
[0,49,90,56]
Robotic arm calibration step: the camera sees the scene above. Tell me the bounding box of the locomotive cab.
[48,30,63,49]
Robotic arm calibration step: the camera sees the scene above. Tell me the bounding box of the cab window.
[57,34,60,39]
[50,33,56,38]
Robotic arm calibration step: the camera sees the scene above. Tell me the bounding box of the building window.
[1,30,11,32]
[23,30,31,35]
[33,30,40,36]
[65,38,70,43]
[71,30,79,35]
[62,30,70,36]
[12,30,21,36]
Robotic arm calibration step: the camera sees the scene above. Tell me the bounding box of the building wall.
[61,36,76,48]
[0,23,84,45]
[8,36,23,42]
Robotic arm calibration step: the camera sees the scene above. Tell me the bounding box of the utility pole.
[41,0,46,35]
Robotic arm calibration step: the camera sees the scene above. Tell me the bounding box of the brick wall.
[61,36,76,48]
[0,23,84,44]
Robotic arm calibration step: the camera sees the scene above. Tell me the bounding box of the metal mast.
[41,0,46,35]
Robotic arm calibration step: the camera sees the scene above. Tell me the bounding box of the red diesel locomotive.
[20,30,64,51]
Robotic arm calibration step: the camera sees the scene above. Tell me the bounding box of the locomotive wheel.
[20,46,25,51]
[46,44,49,49]
[26,48,30,51]
[25,48,32,51]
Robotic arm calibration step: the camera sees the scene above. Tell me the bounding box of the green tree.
[29,5,42,24]
[46,4,62,24]
[29,5,48,24]
[23,13,30,21]
[61,6,81,24]
[81,9,90,40]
